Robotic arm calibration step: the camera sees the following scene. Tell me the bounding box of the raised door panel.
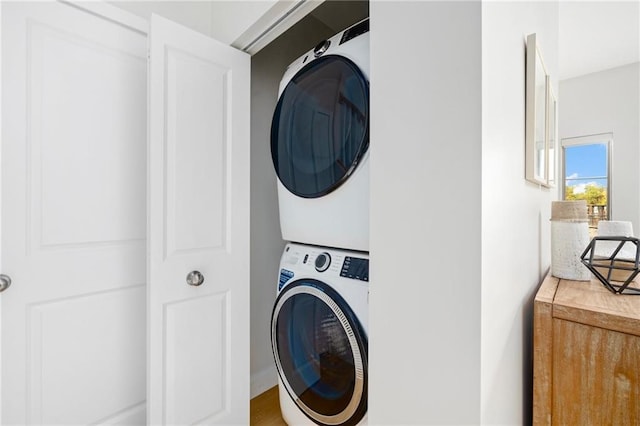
[30,21,146,248]
[28,286,146,425]
[165,49,229,256]
[552,318,640,425]
[164,294,227,424]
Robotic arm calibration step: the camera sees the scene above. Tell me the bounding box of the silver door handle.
[186,271,204,287]
[0,274,11,292]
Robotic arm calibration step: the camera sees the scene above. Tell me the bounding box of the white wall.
[481,2,558,424]
[369,2,482,423]
[559,63,640,233]
[371,1,559,424]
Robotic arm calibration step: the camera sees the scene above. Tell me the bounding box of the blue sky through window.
[565,143,608,190]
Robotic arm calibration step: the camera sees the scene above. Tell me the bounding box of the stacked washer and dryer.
[269,18,370,426]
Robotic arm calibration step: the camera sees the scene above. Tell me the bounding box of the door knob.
[0,274,11,292]
[186,271,204,287]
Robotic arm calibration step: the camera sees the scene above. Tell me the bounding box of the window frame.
[561,132,613,221]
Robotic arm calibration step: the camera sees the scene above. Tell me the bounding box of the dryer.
[271,19,370,252]
[271,242,369,425]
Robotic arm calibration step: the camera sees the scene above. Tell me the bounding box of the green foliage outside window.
[565,184,607,206]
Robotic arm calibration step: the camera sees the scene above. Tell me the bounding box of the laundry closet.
[249,0,369,401]
[251,3,371,424]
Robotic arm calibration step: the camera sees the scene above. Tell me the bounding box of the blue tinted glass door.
[271,56,369,198]
[271,280,367,425]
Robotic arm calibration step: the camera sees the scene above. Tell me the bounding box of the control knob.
[313,39,331,57]
[315,252,331,272]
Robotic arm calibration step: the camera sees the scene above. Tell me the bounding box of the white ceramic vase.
[550,200,591,281]
[595,220,635,260]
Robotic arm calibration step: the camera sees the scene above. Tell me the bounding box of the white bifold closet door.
[1,2,249,425]
[147,14,250,426]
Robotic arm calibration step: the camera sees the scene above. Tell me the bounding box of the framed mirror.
[525,33,549,186]
[546,78,557,187]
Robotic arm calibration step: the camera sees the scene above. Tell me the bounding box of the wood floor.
[250,386,287,426]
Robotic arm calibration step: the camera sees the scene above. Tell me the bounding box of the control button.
[313,40,331,57]
[315,252,331,272]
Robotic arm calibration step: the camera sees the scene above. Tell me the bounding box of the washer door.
[271,280,367,426]
[271,55,369,198]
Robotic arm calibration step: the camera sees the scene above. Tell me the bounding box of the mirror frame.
[525,33,550,186]
[546,77,557,187]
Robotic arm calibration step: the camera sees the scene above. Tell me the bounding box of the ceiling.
[559,1,640,80]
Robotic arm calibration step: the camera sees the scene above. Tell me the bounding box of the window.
[562,133,612,234]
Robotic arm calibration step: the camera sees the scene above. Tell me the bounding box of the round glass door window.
[271,55,369,198]
[271,280,368,426]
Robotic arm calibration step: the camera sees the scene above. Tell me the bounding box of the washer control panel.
[341,256,369,282]
[279,243,369,290]
[340,18,369,45]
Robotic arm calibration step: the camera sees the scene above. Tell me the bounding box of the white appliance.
[271,242,369,425]
[271,19,370,252]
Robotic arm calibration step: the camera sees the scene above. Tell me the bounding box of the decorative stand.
[581,236,640,295]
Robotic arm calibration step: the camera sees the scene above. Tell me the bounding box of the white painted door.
[147,14,250,425]
[1,2,148,425]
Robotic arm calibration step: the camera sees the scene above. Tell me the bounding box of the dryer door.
[271,55,369,198]
[271,279,367,426]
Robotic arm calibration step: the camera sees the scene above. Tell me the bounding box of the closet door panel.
[148,14,250,425]
[1,2,147,424]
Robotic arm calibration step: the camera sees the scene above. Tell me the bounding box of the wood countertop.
[535,274,640,336]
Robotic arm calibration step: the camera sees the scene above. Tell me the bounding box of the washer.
[271,18,370,252]
[271,242,369,425]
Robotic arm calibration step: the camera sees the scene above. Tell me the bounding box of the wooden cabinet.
[534,274,640,425]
